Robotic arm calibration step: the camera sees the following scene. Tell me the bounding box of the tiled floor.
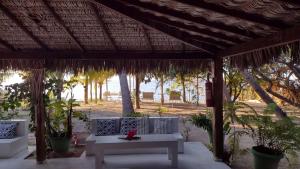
[0,142,230,169]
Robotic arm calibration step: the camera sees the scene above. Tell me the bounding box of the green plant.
[0,100,19,120]
[190,112,213,143]
[223,101,257,162]
[0,81,31,120]
[128,111,148,117]
[157,106,168,116]
[47,100,68,137]
[241,103,300,157]
[73,111,88,121]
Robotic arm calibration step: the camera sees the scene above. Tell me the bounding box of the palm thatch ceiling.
[0,0,300,72]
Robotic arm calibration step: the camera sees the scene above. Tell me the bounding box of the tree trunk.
[160,75,164,105]
[180,73,186,103]
[240,70,287,118]
[99,83,103,100]
[89,80,93,102]
[291,65,300,80]
[266,88,300,108]
[105,78,108,101]
[94,81,98,103]
[129,75,131,93]
[223,79,231,102]
[119,72,134,116]
[135,75,140,109]
[84,75,88,104]
[56,72,63,101]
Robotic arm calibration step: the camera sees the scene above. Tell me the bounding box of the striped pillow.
[136,117,149,135]
[153,119,172,134]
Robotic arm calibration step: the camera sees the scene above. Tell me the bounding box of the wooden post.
[31,68,46,163]
[212,57,224,160]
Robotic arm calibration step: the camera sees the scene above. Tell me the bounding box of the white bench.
[0,119,28,158]
[86,117,184,156]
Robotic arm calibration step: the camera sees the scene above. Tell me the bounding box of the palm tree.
[94,81,98,103]
[160,74,164,105]
[94,70,114,101]
[119,71,134,116]
[56,72,64,101]
[179,73,186,103]
[134,73,146,109]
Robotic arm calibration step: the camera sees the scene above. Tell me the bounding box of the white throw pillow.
[153,118,172,134]
[136,117,149,135]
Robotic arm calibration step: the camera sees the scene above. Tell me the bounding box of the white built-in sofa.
[86,117,184,156]
[0,119,28,158]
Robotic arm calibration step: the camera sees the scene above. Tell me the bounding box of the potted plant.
[46,98,79,153]
[46,100,71,153]
[240,104,300,169]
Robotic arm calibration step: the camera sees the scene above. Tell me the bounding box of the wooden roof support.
[121,2,241,44]
[119,0,259,39]
[0,38,16,51]
[120,0,243,43]
[115,1,236,46]
[219,25,300,58]
[276,0,300,6]
[174,0,289,29]
[91,0,222,54]
[0,51,212,60]
[212,56,224,160]
[31,68,46,164]
[141,27,154,51]
[41,0,85,51]
[0,3,49,50]
[90,4,118,50]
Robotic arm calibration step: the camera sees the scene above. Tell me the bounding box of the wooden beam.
[90,4,118,50]
[120,0,243,43]
[41,0,85,51]
[31,68,46,163]
[174,0,289,29]
[119,0,259,39]
[90,0,221,54]
[219,25,300,58]
[118,0,232,48]
[141,27,154,51]
[276,0,300,6]
[0,50,213,60]
[0,38,16,51]
[0,3,49,50]
[212,56,224,160]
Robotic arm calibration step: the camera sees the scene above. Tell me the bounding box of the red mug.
[127,129,137,139]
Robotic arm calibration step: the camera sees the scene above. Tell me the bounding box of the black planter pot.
[251,146,283,169]
[49,136,71,153]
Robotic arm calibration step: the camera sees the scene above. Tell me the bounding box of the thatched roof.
[0,0,300,72]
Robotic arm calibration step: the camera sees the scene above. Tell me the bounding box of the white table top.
[95,134,178,144]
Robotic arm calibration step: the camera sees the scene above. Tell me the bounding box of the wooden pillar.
[212,57,224,160]
[31,68,46,163]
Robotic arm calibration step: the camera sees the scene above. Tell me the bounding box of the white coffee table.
[94,135,178,169]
